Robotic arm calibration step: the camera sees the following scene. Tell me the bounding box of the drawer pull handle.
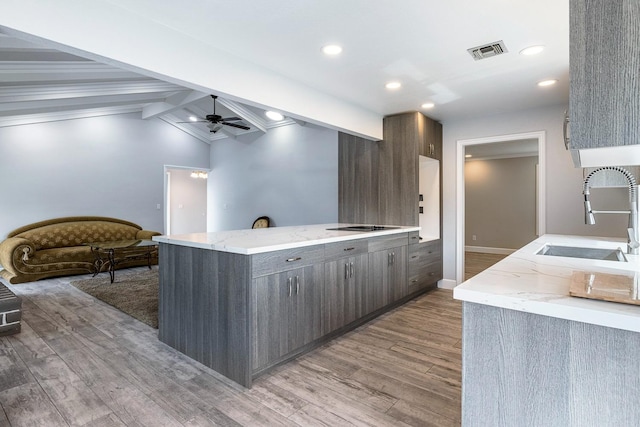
[286,257,302,262]
[411,256,418,259]
[411,279,418,283]
[343,247,355,251]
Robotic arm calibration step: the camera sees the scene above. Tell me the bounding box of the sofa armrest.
[136,230,161,240]
[0,237,35,274]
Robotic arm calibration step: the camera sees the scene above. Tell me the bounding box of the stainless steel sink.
[536,244,627,262]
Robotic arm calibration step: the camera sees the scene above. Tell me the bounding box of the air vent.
[467,40,508,61]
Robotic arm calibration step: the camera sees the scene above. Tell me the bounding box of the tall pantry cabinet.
[338,111,443,292]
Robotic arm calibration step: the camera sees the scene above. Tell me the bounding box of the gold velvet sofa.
[0,216,160,284]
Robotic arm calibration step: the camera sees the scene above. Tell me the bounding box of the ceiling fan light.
[265,111,284,121]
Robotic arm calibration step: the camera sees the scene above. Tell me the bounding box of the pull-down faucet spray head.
[583,188,596,225]
[583,166,639,254]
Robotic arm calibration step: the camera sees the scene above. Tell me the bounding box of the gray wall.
[443,103,629,283]
[208,124,338,231]
[465,156,538,250]
[0,113,209,239]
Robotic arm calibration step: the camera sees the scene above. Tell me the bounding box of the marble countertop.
[152,223,422,255]
[453,234,640,333]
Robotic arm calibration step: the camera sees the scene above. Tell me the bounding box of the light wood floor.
[0,269,462,426]
[464,252,507,281]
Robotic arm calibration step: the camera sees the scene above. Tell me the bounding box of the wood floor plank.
[349,368,461,422]
[386,399,460,427]
[288,403,355,426]
[267,370,412,427]
[0,382,68,427]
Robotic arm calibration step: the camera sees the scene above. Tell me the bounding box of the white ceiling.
[0,0,570,141]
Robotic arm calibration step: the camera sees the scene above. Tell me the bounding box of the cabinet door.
[367,246,407,314]
[323,254,368,334]
[289,264,324,350]
[253,264,323,371]
[253,272,291,371]
[388,245,408,302]
[569,0,640,150]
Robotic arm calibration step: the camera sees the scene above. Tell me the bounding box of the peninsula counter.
[153,224,438,388]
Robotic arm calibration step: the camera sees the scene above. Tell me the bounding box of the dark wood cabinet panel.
[323,253,368,334]
[338,132,380,224]
[379,113,420,226]
[252,264,324,372]
[366,245,407,314]
[408,239,442,294]
[158,244,252,387]
[569,0,640,149]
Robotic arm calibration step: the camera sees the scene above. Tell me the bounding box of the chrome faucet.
[583,166,640,255]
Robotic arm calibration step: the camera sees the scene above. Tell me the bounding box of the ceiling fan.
[181,95,250,133]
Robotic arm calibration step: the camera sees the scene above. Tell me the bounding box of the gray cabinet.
[367,234,409,313]
[253,264,323,372]
[569,0,640,150]
[408,239,442,294]
[323,253,368,334]
[338,133,379,224]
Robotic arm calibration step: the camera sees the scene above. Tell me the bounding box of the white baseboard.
[437,279,457,290]
[465,246,515,255]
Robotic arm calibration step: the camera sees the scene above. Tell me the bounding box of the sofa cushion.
[16,221,140,250]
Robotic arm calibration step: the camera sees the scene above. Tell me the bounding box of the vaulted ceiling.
[0,33,296,143]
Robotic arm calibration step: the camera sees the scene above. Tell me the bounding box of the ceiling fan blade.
[221,117,242,122]
[222,121,250,130]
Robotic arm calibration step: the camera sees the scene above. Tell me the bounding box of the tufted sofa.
[0,216,161,284]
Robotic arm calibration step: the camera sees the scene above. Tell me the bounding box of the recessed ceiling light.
[188,115,198,122]
[322,45,342,55]
[421,102,435,109]
[385,81,401,90]
[265,111,284,121]
[520,45,545,56]
[465,154,473,158]
[537,79,558,87]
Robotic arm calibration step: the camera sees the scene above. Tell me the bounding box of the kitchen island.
[454,234,640,426]
[153,223,438,388]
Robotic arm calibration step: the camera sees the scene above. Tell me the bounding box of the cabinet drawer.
[251,245,325,277]
[324,239,368,261]
[408,240,442,293]
[408,231,420,245]
[368,234,408,252]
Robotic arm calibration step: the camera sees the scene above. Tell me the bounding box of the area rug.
[70,268,158,328]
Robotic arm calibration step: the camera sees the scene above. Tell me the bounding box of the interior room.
[1,1,639,426]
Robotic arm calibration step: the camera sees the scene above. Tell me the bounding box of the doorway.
[455,131,546,284]
[164,166,209,235]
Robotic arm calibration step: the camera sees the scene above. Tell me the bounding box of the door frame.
[455,131,546,285]
[163,164,210,235]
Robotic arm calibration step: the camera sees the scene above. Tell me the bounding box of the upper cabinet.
[568,0,640,167]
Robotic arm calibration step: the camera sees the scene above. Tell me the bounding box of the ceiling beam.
[216,97,267,133]
[0,92,169,116]
[141,90,209,120]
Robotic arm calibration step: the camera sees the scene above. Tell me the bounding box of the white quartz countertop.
[454,234,640,333]
[153,223,422,255]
